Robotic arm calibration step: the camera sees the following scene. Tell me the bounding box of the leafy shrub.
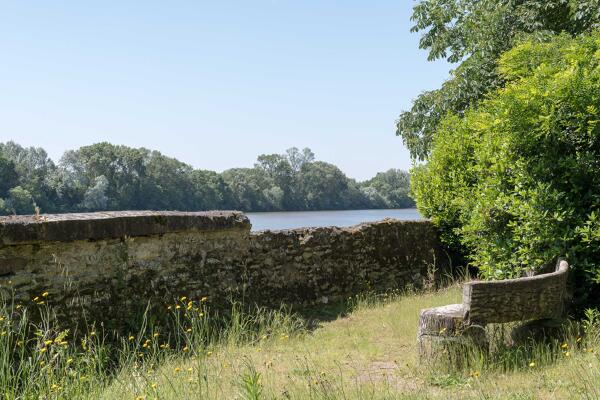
[412,31,600,306]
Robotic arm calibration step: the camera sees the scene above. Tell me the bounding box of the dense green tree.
[0,154,18,198]
[398,0,600,160]
[360,169,414,208]
[189,170,235,210]
[411,31,600,305]
[221,168,274,211]
[0,142,58,212]
[5,186,35,214]
[285,147,315,172]
[255,153,296,209]
[298,162,351,210]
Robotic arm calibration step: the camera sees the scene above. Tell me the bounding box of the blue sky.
[0,1,451,180]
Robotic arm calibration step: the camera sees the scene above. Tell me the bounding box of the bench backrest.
[462,260,569,325]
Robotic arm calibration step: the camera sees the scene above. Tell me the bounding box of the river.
[246,208,423,231]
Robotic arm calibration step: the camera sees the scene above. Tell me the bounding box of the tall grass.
[0,288,597,399]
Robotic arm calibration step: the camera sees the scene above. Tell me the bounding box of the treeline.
[0,142,413,215]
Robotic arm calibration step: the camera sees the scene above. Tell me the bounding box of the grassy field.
[1,286,599,399]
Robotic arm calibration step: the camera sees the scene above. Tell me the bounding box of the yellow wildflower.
[183,346,189,352]
[39,347,47,353]
[175,305,181,309]
[186,328,192,333]
[174,367,181,373]
[187,367,193,373]
[201,296,208,302]
[529,362,535,367]
[153,333,159,338]
[44,340,53,346]
[151,383,157,389]
[33,297,39,302]
[67,358,73,364]
[561,343,568,349]
[128,335,135,341]
[42,291,49,297]
[180,296,187,301]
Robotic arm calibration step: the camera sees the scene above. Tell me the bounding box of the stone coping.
[0,211,250,245]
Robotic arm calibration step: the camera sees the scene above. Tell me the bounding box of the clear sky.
[0,1,451,181]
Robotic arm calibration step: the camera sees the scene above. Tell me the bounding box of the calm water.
[246,208,423,231]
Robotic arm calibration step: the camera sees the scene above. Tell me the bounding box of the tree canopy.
[398,0,600,161]
[0,142,414,215]
[411,30,600,306]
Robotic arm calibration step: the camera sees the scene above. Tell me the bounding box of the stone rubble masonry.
[0,211,448,331]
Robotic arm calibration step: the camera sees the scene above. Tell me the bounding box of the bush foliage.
[412,31,600,304]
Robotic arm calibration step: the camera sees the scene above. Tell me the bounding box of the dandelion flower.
[201,296,208,302]
[180,296,187,301]
[564,351,571,357]
[561,343,568,349]
[175,305,181,309]
[44,340,53,346]
[186,328,192,333]
[187,367,193,372]
[128,335,135,341]
[67,358,73,364]
[207,351,212,356]
[39,347,47,353]
[33,297,39,302]
[529,362,535,367]
[174,367,181,373]
[90,331,96,337]
[183,346,189,352]
[151,383,157,389]
[42,291,49,297]
[153,333,159,338]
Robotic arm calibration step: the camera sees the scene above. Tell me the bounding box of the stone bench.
[417,260,570,358]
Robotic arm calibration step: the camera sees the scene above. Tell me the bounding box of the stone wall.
[0,211,448,331]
